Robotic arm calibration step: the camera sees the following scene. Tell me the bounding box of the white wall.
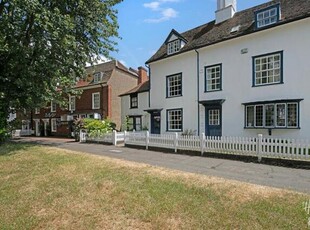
[198,18,310,139]
[121,91,150,131]
[150,51,198,134]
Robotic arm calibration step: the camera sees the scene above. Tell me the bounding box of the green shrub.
[0,128,9,144]
[77,118,114,138]
[84,118,113,137]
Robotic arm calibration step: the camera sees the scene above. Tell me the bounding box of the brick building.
[18,60,142,137]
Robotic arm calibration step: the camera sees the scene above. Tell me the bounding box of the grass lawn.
[0,143,309,229]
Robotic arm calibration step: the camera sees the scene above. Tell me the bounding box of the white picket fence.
[79,130,310,161]
[125,131,310,161]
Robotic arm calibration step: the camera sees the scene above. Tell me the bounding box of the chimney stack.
[216,0,236,24]
[138,67,148,84]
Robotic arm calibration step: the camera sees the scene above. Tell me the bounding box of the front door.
[151,112,161,134]
[205,105,222,136]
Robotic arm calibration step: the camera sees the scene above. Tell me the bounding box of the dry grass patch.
[0,143,309,229]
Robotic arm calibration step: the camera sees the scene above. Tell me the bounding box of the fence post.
[200,133,206,156]
[80,130,86,143]
[257,134,263,162]
[146,131,149,150]
[112,130,117,146]
[174,133,178,153]
[124,131,127,144]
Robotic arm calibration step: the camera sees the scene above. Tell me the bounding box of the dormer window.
[164,29,187,56]
[255,4,280,29]
[167,40,181,55]
[93,72,103,83]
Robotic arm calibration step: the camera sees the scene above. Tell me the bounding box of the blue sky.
[111,0,268,69]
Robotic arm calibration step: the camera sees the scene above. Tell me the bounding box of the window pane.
[167,74,182,97]
[130,94,138,108]
[209,109,220,125]
[205,65,221,91]
[254,53,281,86]
[93,93,100,109]
[276,104,286,127]
[167,40,180,55]
[265,104,274,127]
[246,106,254,127]
[255,105,264,127]
[287,103,298,127]
[256,7,278,28]
[167,109,182,131]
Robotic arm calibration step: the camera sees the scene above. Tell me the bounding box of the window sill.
[166,130,183,132]
[204,89,222,93]
[166,95,183,99]
[252,82,283,88]
[244,127,300,130]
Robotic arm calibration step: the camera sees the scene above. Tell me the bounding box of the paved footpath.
[15,137,310,194]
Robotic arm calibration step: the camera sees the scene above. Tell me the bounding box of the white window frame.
[256,6,279,28]
[208,109,220,125]
[253,52,282,86]
[51,118,57,132]
[287,103,298,128]
[167,109,183,132]
[167,73,182,98]
[69,96,76,111]
[51,101,56,112]
[92,92,100,109]
[205,64,222,92]
[34,108,40,114]
[245,102,299,129]
[276,103,286,127]
[130,94,138,108]
[93,72,102,83]
[167,40,181,55]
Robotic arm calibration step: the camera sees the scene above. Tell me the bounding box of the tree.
[0,0,122,131]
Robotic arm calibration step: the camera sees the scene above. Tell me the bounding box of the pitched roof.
[146,0,310,64]
[75,60,138,89]
[119,81,150,97]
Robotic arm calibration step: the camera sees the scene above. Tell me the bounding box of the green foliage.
[182,129,197,136]
[122,115,131,131]
[0,128,9,144]
[0,0,123,130]
[83,118,113,137]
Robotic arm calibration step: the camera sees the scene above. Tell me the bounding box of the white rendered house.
[145,0,310,139]
[120,67,150,131]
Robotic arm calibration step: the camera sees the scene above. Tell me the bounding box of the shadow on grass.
[0,141,36,156]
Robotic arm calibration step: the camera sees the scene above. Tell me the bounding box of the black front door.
[151,112,161,134]
[205,105,222,136]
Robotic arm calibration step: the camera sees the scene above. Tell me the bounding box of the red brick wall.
[76,86,109,118]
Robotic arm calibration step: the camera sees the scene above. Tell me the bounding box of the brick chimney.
[138,67,148,84]
[216,0,237,24]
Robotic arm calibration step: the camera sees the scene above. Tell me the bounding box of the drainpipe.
[195,49,200,135]
[100,83,104,120]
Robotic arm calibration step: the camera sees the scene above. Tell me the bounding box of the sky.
[111,0,269,70]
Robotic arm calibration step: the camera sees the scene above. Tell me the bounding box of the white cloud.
[143,0,180,23]
[144,8,178,23]
[162,8,178,18]
[143,1,160,10]
[159,0,180,2]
